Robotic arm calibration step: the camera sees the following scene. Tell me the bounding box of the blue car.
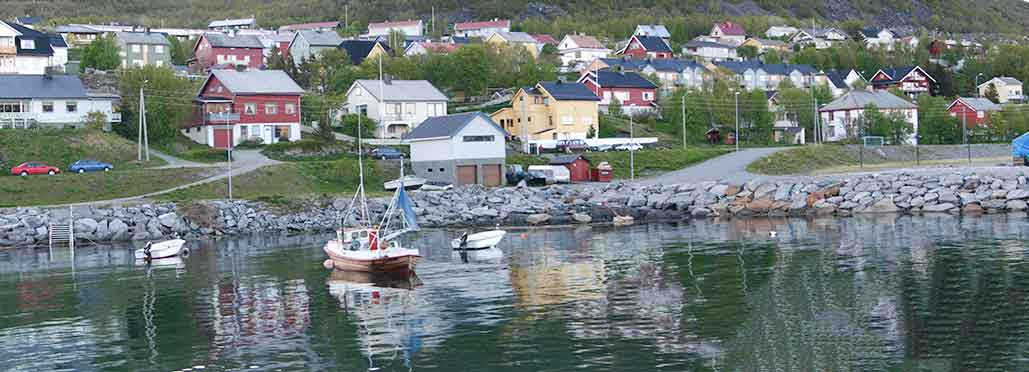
[68,159,113,173]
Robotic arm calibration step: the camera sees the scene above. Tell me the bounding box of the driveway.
[640,147,790,185]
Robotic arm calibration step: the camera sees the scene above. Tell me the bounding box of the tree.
[81,35,120,70]
[740,89,774,144]
[168,36,194,66]
[116,66,196,143]
[737,45,759,60]
[985,83,999,103]
[763,51,782,64]
[864,104,913,144]
[917,95,961,144]
[338,113,377,139]
[267,46,289,71]
[607,97,623,117]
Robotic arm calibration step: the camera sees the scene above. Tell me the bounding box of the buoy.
[322,259,334,269]
[769,231,777,238]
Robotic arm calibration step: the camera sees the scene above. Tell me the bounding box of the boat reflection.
[452,246,504,264]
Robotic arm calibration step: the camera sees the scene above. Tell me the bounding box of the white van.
[528,165,571,184]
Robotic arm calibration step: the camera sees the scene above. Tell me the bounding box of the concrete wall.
[412,157,505,185]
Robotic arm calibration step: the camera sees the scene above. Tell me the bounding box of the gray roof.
[635,25,671,38]
[0,75,89,99]
[56,25,101,33]
[954,97,1002,112]
[820,90,916,111]
[207,70,303,95]
[403,112,506,141]
[492,31,537,43]
[116,32,171,46]
[537,82,599,101]
[997,76,1022,85]
[351,80,447,101]
[203,33,264,49]
[208,18,255,28]
[297,30,343,47]
[683,40,736,49]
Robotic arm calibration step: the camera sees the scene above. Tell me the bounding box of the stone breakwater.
[2,171,1028,247]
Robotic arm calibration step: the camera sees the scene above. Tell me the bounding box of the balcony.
[205,112,241,123]
[0,45,15,55]
[0,112,35,120]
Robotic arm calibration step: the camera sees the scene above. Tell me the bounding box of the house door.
[481,164,501,186]
[456,165,477,185]
[213,129,233,148]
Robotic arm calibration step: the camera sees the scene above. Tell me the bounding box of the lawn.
[0,168,214,207]
[746,145,859,175]
[0,129,166,171]
[507,147,730,179]
[152,134,230,163]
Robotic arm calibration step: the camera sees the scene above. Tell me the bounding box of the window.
[405,103,415,117]
[642,92,654,101]
[66,102,77,113]
[244,103,257,115]
[463,135,494,142]
[155,60,163,67]
[20,39,34,49]
[131,44,140,53]
[240,126,248,138]
[427,103,444,116]
[265,103,278,115]
[0,102,21,112]
[543,97,550,106]
[561,115,573,125]
[427,168,433,172]
[386,103,401,115]
[275,125,290,139]
[285,103,296,114]
[614,91,629,101]
[355,88,362,96]
[42,102,53,113]
[155,45,164,53]
[439,168,444,172]
[977,111,984,119]
[828,111,834,121]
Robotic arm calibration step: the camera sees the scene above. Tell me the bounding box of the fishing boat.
[134,239,188,260]
[451,229,506,250]
[323,109,422,273]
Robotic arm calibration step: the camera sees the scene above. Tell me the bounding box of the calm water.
[3,214,1029,371]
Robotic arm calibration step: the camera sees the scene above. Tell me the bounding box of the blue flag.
[397,187,420,231]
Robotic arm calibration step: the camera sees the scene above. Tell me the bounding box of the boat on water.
[383,175,426,191]
[324,111,422,273]
[134,239,188,260]
[451,229,506,250]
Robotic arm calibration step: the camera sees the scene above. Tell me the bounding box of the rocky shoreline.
[2,170,1028,247]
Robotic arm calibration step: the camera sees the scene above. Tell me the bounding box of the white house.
[789,27,848,49]
[366,20,423,37]
[288,30,344,65]
[208,18,256,31]
[453,19,510,38]
[978,76,1024,103]
[764,26,799,39]
[825,69,866,97]
[1,21,65,74]
[0,74,121,129]
[634,24,671,42]
[682,40,738,62]
[819,90,919,144]
[403,112,507,186]
[557,34,611,68]
[716,61,822,91]
[861,28,898,50]
[342,79,448,139]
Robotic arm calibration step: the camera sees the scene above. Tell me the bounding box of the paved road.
[150,149,218,169]
[640,147,791,185]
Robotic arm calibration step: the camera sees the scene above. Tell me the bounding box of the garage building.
[404,112,508,186]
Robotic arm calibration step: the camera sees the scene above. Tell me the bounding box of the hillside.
[4,0,1029,36]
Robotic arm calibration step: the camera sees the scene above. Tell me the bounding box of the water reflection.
[1,215,1029,370]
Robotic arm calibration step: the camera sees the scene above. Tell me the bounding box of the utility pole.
[681,94,687,150]
[137,82,150,161]
[963,105,970,166]
[811,85,819,144]
[431,6,435,35]
[345,5,349,35]
[520,95,529,153]
[227,144,233,200]
[629,107,635,181]
[734,92,740,152]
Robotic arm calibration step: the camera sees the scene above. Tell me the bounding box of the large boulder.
[1006,189,1029,200]
[860,198,901,213]
[158,212,180,228]
[923,203,957,212]
[525,213,551,225]
[1006,200,1028,211]
[571,213,592,224]
[73,218,99,235]
[109,219,130,240]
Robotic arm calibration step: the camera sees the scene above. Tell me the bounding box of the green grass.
[152,134,228,164]
[506,153,551,169]
[746,145,858,175]
[0,129,166,170]
[157,158,391,207]
[507,147,730,179]
[0,168,214,207]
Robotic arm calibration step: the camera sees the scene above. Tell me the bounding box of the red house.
[185,70,304,148]
[947,97,1002,128]
[550,154,591,183]
[869,65,936,98]
[578,70,658,116]
[192,32,266,72]
[616,35,673,59]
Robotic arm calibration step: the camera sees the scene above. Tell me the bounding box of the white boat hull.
[324,240,420,273]
[134,239,188,260]
[383,176,426,191]
[451,230,506,250]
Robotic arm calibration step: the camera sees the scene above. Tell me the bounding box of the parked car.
[614,143,644,151]
[11,162,60,176]
[69,159,113,173]
[369,147,405,160]
[588,144,613,152]
[555,139,589,153]
[505,165,547,186]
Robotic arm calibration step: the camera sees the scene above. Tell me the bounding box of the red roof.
[278,21,339,31]
[368,20,422,29]
[532,34,559,45]
[715,22,746,36]
[454,19,511,31]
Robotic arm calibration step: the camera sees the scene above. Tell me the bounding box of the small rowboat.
[451,229,506,250]
[135,239,188,260]
[383,175,427,191]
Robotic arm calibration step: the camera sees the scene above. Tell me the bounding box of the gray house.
[404,112,507,186]
[115,31,171,68]
[288,30,344,65]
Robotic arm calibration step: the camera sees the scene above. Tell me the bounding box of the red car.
[11,162,60,176]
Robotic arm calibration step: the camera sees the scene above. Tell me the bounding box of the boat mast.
[357,107,369,224]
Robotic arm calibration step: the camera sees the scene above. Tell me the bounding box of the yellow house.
[740,37,789,53]
[491,81,600,141]
[485,31,540,59]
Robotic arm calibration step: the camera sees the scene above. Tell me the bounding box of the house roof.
[208,18,255,28]
[714,22,746,36]
[746,38,785,47]
[871,65,936,84]
[980,76,1022,88]
[860,27,896,38]
[584,71,658,89]
[824,69,853,88]
[351,80,447,101]
[492,31,537,43]
[631,35,672,52]
[0,75,89,99]
[47,34,68,48]
[765,26,799,35]
[278,21,339,31]
[339,40,390,64]
[56,24,101,33]
[634,25,670,38]
[565,34,605,49]
[206,70,303,95]
[203,32,264,49]
[116,31,171,45]
[532,34,558,45]
[683,40,736,50]
[15,16,42,25]
[297,30,344,46]
[795,27,846,39]
[403,112,506,141]
[550,154,589,165]
[368,20,421,29]
[951,97,1002,112]
[715,60,818,75]
[644,58,706,73]
[406,41,459,54]
[7,22,53,56]
[819,90,916,111]
[454,19,511,31]
[537,81,600,101]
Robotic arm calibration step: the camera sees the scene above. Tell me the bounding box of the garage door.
[481,164,502,186]
[456,165,477,185]
[213,129,233,149]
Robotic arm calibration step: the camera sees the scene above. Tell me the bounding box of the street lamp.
[681,94,687,150]
[734,91,740,152]
[629,104,636,181]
